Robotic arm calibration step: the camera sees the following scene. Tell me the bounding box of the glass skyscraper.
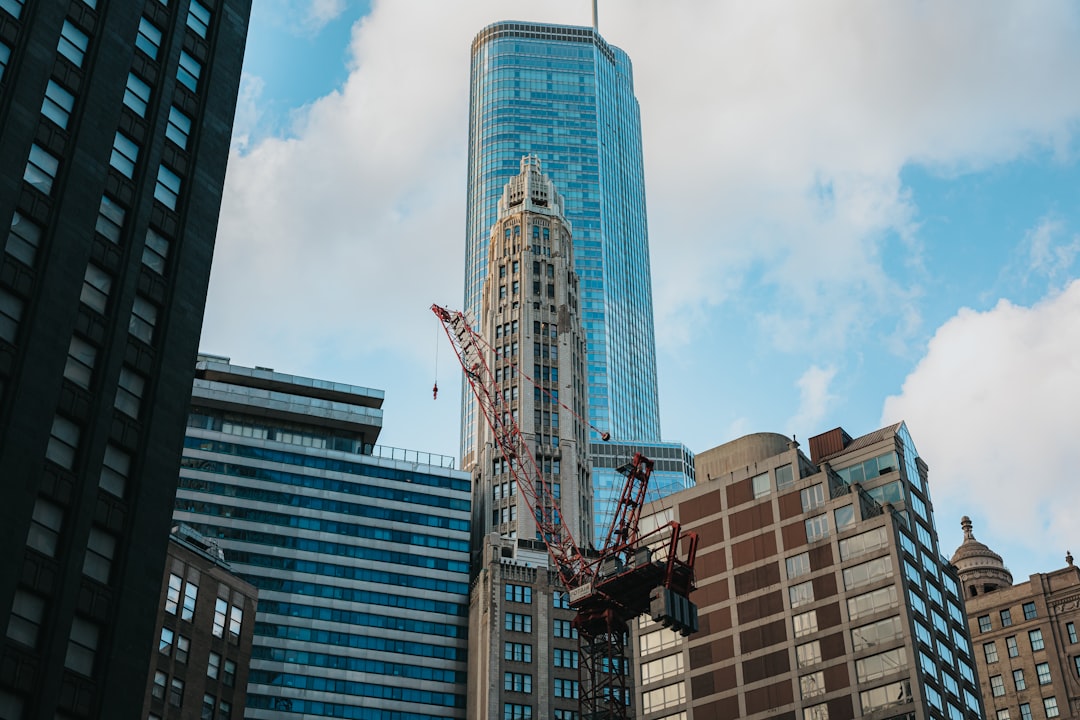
[463,22,662,468]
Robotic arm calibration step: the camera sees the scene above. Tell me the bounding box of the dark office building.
[0,0,250,716]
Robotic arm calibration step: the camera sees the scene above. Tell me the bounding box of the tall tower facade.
[0,0,249,716]
[475,155,592,548]
[463,22,661,469]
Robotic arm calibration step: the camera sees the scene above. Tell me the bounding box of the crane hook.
[433,382,438,400]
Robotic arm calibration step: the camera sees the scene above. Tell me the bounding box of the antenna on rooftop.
[592,0,598,30]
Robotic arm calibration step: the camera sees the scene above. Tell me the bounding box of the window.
[787,552,811,579]
[169,677,184,707]
[201,694,215,720]
[6,590,44,648]
[997,711,1011,720]
[804,704,829,720]
[839,527,889,561]
[24,144,60,195]
[834,504,855,531]
[805,515,829,542]
[1007,635,1019,657]
[800,671,825,699]
[847,585,898,620]
[143,228,170,274]
[990,675,1005,697]
[641,682,683,712]
[503,672,532,693]
[504,705,532,720]
[166,573,182,614]
[7,211,41,267]
[553,619,576,638]
[136,18,162,58]
[800,484,825,512]
[129,295,157,343]
[166,107,192,149]
[95,195,125,243]
[1044,697,1060,719]
[1037,662,1051,685]
[222,659,236,686]
[100,443,130,498]
[852,615,904,652]
[984,642,998,663]
[1013,668,1026,690]
[639,654,680,683]
[1020,703,1032,720]
[1030,628,1045,651]
[553,591,570,609]
[776,463,795,490]
[58,21,89,66]
[789,580,814,609]
[46,415,80,469]
[218,700,231,720]
[229,605,242,640]
[504,642,532,663]
[1068,622,1077,644]
[65,617,98,676]
[114,366,145,418]
[207,651,221,679]
[152,671,167,700]
[1024,602,1038,620]
[42,80,75,128]
[554,679,579,699]
[796,640,822,668]
[82,527,115,583]
[843,555,893,591]
[178,51,201,91]
[1000,608,1013,627]
[176,635,189,663]
[0,0,22,19]
[978,615,992,633]
[859,679,911,713]
[505,613,532,633]
[182,581,197,621]
[81,264,111,313]
[0,42,8,82]
[856,647,907,683]
[123,73,151,116]
[213,599,227,637]
[751,472,769,498]
[159,626,174,654]
[154,165,182,209]
[793,610,818,638]
[187,0,210,36]
[505,584,532,604]
[110,132,139,178]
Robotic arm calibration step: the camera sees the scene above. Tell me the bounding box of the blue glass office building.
[174,356,470,719]
[463,22,662,465]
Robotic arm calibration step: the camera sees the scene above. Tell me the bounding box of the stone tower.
[950,515,1013,597]
[473,155,592,548]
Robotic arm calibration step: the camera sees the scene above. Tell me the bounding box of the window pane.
[110,132,139,178]
[0,0,25,20]
[123,72,151,117]
[154,165,181,209]
[100,443,130,497]
[64,335,96,389]
[58,21,89,66]
[80,263,111,313]
[42,80,75,128]
[64,617,98,676]
[24,144,60,195]
[166,107,193,149]
[46,415,80,469]
[178,51,201,91]
[187,0,210,37]
[6,590,44,647]
[129,295,158,343]
[7,211,41,266]
[136,18,162,58]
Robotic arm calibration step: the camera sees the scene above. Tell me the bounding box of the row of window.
[254,619,461,661]
[978,602,1042,633]
[985,630,1046,662]
[995,698,1061,720]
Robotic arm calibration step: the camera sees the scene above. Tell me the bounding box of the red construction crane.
[432,304,699,719]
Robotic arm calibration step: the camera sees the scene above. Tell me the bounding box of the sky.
[200,0,1080,582]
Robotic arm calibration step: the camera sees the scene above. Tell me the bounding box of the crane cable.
[432,319,440,400]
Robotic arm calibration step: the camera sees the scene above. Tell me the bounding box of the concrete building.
[141,524,256,720]
[173,356,471,719]
[472,154,592,547]
[465,156,598,720]
[0,0,249,715]
[632,423,985,720]
[463,21,661,466]
[951,519,1080,720]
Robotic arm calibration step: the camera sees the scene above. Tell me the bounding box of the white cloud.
[1024,216,1080,289]
[203,0,1080,454]
[304,0,347,33]
[788,365,838,434]
[881,280,1080,576]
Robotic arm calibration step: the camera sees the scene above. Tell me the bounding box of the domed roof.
[951,516,1013,594]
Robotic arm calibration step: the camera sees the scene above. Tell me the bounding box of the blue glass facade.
[463,22,661,463]
[588,441,695,548]
[173,357,470,720]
